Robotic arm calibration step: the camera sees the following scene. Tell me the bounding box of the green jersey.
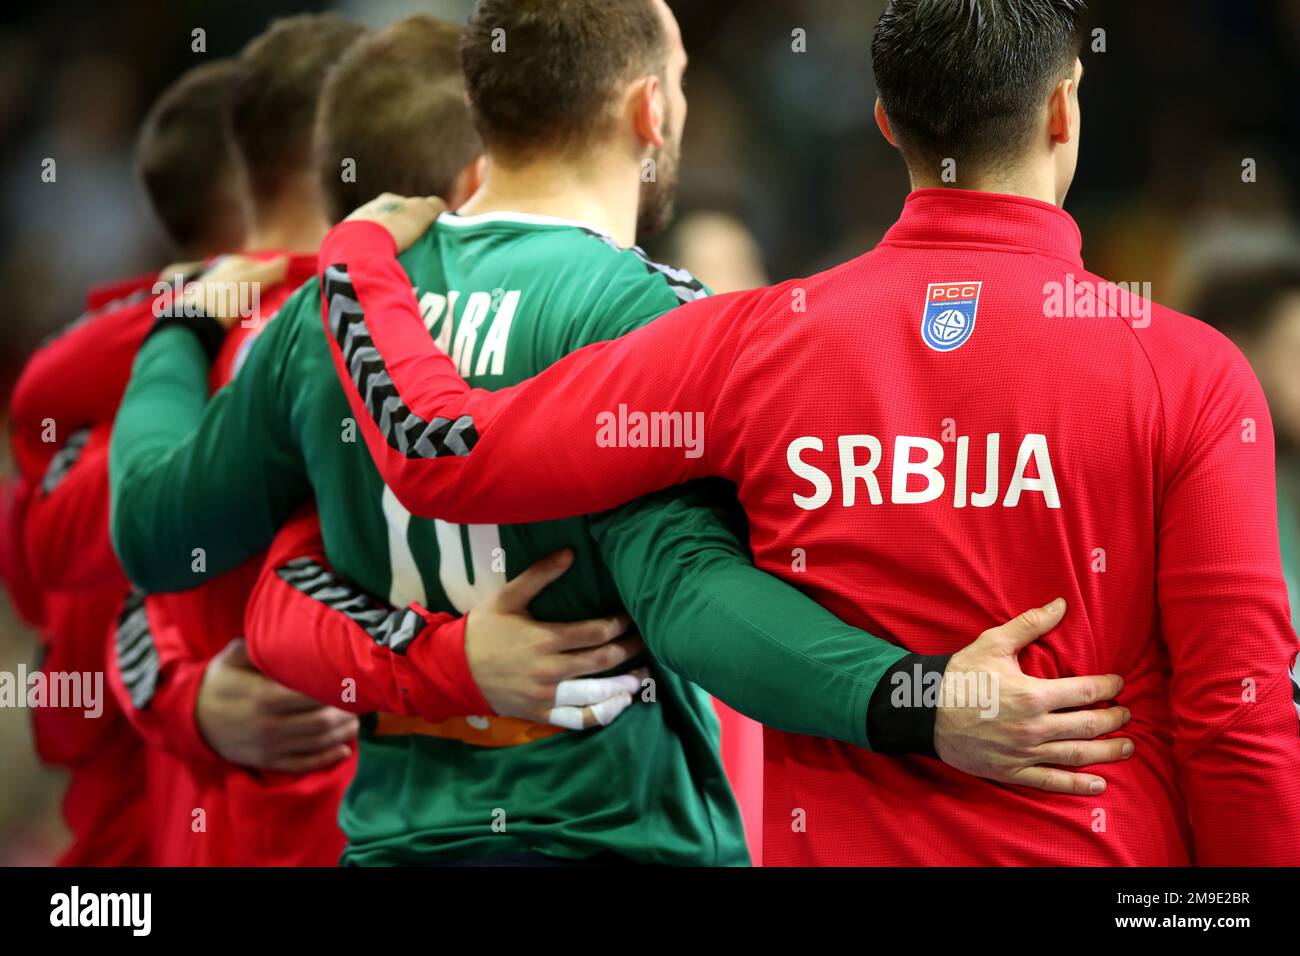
[111,211,911,865]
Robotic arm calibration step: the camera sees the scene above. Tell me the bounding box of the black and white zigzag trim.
[578,228,709,306]
[40,429,92,496]
[275,557,427,654]
[1291,664,1300,735]
[321,263,479,460]
[114,589,160,710]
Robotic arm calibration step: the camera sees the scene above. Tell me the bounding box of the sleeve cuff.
[403,612,494,721]
[145,313,226,364]
[865,652,953,757]
[152,658,225,771]
[319,220,399,269]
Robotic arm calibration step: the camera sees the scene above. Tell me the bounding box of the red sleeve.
[23,424,120,592]
[317,220,751,524]
[243,506,492,720]
[9,295,155,481]
[0,477,9,598]
[0,474,44,628]
[105,589,222,770]
[1154,334,1300,865]
[83,272,155,312]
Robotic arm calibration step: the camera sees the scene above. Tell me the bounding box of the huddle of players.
[13,0,1292,866]
[5,13,484,865]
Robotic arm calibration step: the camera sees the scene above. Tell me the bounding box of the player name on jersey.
[418,287,521,377]
[786,432,1060,510]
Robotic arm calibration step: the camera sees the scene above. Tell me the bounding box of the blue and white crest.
[922,282,982,352]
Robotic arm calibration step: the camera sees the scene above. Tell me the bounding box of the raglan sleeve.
[1155,334,1300,865]
[316,220,753,525]
[243,506,492,719]
[109,296,313,593]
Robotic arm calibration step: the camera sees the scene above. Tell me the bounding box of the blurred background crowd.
[1,0,1298,862]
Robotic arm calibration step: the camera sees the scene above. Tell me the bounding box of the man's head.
[461,0,687,236]
[135,60,245,258]
[315,16,484,224]
[1192,257,1300,451]
[871,0,1087,204]
[229,13,367,217]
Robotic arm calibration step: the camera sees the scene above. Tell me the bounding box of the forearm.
[244,512,491,720]
[110,325,215,589]
[108,323,297,592]
[1178,665,1300,866]
[106,592,221,769]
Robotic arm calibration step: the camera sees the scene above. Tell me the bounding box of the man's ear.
[632,75,666,150]
[1047,77,1076,145]
[874,99,898,148]
[449,155,486,211]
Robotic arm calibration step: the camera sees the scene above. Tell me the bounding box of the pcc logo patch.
[921,281,982,352]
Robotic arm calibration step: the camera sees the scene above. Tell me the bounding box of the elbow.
[110,518,176,594]
[388,472,443,521]
[114,548,170,594]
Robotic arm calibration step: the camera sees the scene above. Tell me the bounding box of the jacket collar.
[880,188,1084,269]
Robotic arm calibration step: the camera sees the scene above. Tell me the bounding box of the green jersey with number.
[280,211,746,865]
[111,210,910,866]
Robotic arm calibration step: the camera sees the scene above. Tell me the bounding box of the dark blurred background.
[1,0,1297,862]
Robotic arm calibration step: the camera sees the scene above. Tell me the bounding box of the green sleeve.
[109,314,311,593]
[590,479,908,750]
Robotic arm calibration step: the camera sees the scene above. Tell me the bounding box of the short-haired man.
[313,15,484,224]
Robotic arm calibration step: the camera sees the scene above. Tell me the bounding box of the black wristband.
[145,311,226,364]
[865,652,953,757]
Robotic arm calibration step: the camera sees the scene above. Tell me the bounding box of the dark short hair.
[461,0,667,162]
[135,60,240,250]
[1190,257,1300,341]
[872,0,1087,173]
[315,16,482,223]
[230,13,367,208]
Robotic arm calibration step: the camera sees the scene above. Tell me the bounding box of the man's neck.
[244,182,330,255]
[456,151,642,248]
[245,213,328,256]
[908,165,1060,207]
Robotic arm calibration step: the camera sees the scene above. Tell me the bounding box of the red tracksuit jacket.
[6,280,158,865]
[9,259,352,865]
[313,189,1300,866]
